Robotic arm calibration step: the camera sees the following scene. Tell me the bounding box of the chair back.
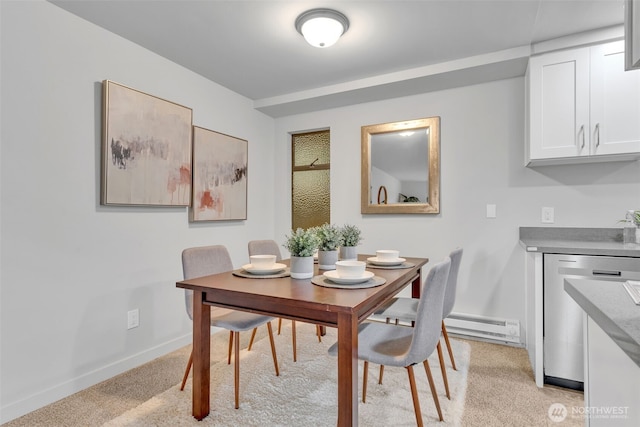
[182,245,233,320]
[443,247,463,319]
[405,257,451,365]
[248,240,282,261]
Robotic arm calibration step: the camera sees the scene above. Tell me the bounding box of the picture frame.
[101,80,193,206]
[190,126,248,221]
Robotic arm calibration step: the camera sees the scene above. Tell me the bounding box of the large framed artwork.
[101,80,193,206]
[191,126,248,221]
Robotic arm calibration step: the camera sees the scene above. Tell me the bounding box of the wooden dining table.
[176,254,429,426]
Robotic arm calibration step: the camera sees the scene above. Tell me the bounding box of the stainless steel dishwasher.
[543,253,640,390]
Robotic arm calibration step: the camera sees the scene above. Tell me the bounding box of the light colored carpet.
[103,322,470,426]
[460,338,584,426]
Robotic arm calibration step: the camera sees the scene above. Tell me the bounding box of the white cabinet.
[583,315,640,426]
[527,40,640,165]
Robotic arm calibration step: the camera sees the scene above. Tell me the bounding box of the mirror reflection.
[361,117,440,214]
[371,129,430,203]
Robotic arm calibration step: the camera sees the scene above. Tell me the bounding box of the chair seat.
[212,311,275,332]
[374,297,419,323]
[328,322,415,367]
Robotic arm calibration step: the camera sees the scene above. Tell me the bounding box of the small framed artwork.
[190,126,248,221]
[101,80,193,206]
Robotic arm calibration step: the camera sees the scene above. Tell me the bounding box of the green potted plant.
[339,224,363,260]
[283,228,320,279]
[315,223,342,270]
[621,209,640,244]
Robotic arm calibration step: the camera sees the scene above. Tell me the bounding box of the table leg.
[337,312,358,426]
[192,291,210,420]
[411,270,422,298]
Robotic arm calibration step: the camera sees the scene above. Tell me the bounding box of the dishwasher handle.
[592,269,622,277]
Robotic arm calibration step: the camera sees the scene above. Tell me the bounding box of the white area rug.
[104,322,469,426]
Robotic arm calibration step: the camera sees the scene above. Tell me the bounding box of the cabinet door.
[590,41,640,155]
[585,315,640,426]
[529,48,591,160]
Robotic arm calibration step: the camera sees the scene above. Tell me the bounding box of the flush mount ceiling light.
[295,8,349,48]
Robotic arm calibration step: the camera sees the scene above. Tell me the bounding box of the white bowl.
[250,254,277,269]
[335,260,366,278]
[376,249,400,261]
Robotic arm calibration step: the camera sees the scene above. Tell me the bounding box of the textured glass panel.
[293,131,330,167]
[292,169,330,230]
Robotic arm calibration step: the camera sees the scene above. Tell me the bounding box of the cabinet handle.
[592,269,621,277]
[595,123,600,147]
[578,125,585,149]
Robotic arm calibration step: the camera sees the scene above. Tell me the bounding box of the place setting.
[367,249,415,269]
[312,260,386,289]
[233,255,290,278]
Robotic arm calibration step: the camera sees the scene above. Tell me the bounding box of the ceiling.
[50,0,626,117]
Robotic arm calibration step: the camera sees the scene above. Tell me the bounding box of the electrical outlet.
[127,309,139,330]
[541,207,554,224]
[486,204,497,218]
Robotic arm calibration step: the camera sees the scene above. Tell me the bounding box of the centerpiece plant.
[339,224,363,260]
[283,228,320,279]
[315,223,342,270]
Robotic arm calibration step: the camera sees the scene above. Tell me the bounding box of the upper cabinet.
[526,40,640,166]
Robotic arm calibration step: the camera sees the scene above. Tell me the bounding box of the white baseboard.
[0,334,192,424]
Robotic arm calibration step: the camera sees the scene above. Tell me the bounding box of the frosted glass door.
[291,130,330,230]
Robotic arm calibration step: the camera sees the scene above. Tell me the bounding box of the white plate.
[367,257,406,266]
[242,263,287,275]
[323,270,374,284]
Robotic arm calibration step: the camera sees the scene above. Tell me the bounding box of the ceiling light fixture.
[295,8,349,48]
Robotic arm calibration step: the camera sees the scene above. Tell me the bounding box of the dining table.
[176,254,429,426]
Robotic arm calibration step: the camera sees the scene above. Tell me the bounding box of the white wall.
[2,1,640,423]
[274,77,640,345]
[0,1,276,422]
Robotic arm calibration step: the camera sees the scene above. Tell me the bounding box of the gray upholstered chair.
[328,257,451,425]
[374,247,463,395]
[247,239,321,362]
[180,245,280,409]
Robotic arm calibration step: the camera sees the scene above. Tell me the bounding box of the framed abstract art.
[101,80,193,206]
[190,126,248,221]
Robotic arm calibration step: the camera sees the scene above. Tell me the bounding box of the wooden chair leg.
[292,320,297,362]
[378,365,384,384]
[442,321,457,370]
[179,350,193,391]
[227,330,233,365]
[266,321,280,376]
[277,318,283,335]
[362,361,369,403]
[423,360,444,422]
[247,327,258,351]
[406,366,424,427]
[234,331,240,409]
[436,341,451,399]
[316,325,322,342]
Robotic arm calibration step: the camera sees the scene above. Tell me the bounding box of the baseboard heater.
[444,312,520,344]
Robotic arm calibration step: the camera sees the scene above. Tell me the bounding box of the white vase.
[339,246,357,260]
[318,250,338,270]
[290,256,315,279]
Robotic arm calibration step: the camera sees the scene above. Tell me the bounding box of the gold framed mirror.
[361,116,440,214]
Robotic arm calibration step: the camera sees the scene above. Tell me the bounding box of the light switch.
[486,204,497,218]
